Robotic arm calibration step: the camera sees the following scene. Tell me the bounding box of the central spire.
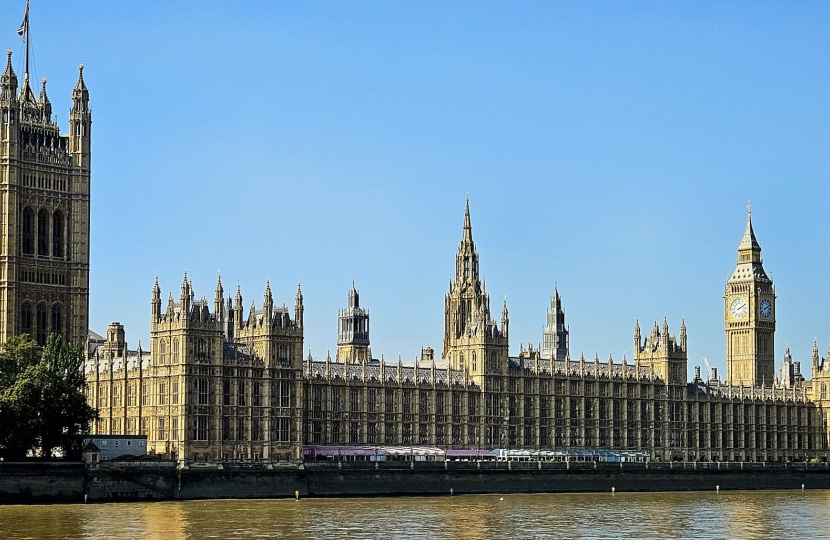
[456,196,479,284]
[462,193,473,245]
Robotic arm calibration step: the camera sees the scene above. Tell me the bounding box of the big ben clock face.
[760,299,772,318]
[730,298,748,319]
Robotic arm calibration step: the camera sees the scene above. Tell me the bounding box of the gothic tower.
[541,286,569,360]
[634,317,688,385]
[0,44,90,346]
[724,203,775,387]
[337,283,370,364]
[442,198,508,385]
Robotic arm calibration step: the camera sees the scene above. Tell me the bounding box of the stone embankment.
[2,460,830,503]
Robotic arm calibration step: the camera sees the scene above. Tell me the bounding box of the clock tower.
[724,203,775,387]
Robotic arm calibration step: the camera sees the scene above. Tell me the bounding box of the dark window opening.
[36,304,47,345]
[52,212,64,258]
[37,209,48,256]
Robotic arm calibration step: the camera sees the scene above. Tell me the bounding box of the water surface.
[0,490,827,539]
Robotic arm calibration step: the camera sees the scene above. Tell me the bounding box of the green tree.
[0,334,97,460]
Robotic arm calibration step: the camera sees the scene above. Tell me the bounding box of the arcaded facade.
[0,49,91,346]
[86,202,827,463]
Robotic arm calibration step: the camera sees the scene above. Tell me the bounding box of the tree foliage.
[0,334,97,460]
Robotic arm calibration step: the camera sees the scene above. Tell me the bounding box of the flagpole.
[24,0,29,78]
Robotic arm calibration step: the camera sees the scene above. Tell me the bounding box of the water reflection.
[0,490,829,539]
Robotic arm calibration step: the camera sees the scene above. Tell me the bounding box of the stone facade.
[0,50,90,346]
[86,201,827,463]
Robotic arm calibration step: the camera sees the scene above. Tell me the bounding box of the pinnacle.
[737,201,761,253]
[461,196,473,245]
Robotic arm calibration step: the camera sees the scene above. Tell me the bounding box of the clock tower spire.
[724,201,775,387]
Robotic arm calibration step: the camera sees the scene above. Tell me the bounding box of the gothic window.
[279,344,288,362]
[194,416,208,441]
[459,352,464,371]
[51,304,62,336]
[20,303,32,336]
[368,389,377,413]
[821,384,827,401]
[280,381,290,408]
[52,211,64,258]
[159,341,167,363]
[37,209,48,256]
[21,207,33,255]
[36,304,47,345]
[252,382,261,407]
[196,378,209,406]
[472,352,477,371]
[173,339,179,362]
[197,338,207,360]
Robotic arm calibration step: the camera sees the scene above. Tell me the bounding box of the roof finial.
[747,199,751,217]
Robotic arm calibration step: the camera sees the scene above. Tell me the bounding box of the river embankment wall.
[3,461,830,503]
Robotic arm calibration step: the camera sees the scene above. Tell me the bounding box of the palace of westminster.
[3,46,830,464]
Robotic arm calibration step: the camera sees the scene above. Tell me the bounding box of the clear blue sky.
[5,2,829,378]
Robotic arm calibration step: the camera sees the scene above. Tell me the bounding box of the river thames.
[0,489,828,539]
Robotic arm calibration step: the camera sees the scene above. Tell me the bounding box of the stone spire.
[72,62,89,110]
[738,200,762,255]
[18,72,35,106]
[462,194,473,246]
[151,275,162,322]
[264,279,273,306]
[294,283,304,329]
[501,296,509,336]
[37,76,51,122]
[348,281,359,308]
[1,48,17,102]
[634,319,641,353]
[542,284,569,360]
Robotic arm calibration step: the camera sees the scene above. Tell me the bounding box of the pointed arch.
[21,206,34,255]
[51,303,63,338]
[20,302,32,336]
[35,303,47,345]
[52,210,64,258]
[37,208,49,256]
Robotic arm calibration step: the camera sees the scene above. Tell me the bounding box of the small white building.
[83,435,147,461]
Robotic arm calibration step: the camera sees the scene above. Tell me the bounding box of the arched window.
[37,209,48,256]
[21,207,34,255]
[279,344,288,362]
[173,340,179,362]
[159,341,167,363]
[459,352,464,371]
[197,338,207,360]
[52,211,64,258]
[51,304,62,336]
[472,352,477,371]
[20,303,32,336]
[36,304,47,345]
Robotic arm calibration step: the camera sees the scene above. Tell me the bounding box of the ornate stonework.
[86,202,825,463]
[0,50,90,346]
